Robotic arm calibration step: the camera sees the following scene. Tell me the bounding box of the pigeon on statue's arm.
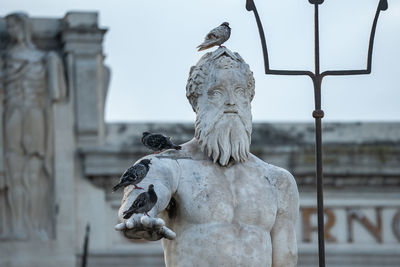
[112,159,152,192]
[115,156,180,241]
[123,184,158,218]
[142,132,181,152]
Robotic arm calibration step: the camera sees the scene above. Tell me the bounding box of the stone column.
[62,12,110,146]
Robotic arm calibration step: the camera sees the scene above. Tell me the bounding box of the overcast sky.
[2,0,400,123]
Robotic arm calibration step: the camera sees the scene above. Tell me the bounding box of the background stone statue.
[116,48,299,267]
[0,12,66,240]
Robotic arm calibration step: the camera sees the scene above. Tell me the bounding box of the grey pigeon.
[142,132,181,153]
[197,22,231,52]
[123,184,158,218]
[112,159,151,192]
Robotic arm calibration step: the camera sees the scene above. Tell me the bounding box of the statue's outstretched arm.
[271,170,299,267]
[115,155,180,241]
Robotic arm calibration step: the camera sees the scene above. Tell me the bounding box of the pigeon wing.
[213,25,230,44]
[123,192,149,218]
[113,166,138,192]
[136,191,157,214]
[124,166,138,180]
[119,168,135,184]
[145,134,166,151]
[132,192,148,210]
[157,135,170,150]
[206,32,218,41]
[164,137,181,150]
[131,164,148,183]
[197,27,222,50]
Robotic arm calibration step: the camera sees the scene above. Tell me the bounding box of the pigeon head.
[221,22,230,29]
[142,131,151,137]
[148,184,154,191]
[140,159,152,167]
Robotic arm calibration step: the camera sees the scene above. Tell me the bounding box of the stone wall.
[0,12,108,267]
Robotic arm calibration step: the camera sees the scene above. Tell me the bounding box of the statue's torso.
[5,47,46,107]
[162,152,279,267]
[3,47,48,154]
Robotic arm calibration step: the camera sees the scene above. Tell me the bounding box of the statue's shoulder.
[9,46,45,61]
[248,153,297,192]
[152,138,204,162]
[135,141,194,171]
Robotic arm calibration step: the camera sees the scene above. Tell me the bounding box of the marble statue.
[0,13,66,240]
[116,48,299,267]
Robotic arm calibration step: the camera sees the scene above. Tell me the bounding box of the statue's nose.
[225,92,236,106]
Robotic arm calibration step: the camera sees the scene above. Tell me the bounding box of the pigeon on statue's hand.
[112,159,152,192]
[123,184,158,219]
[142,132,181,153]
[197,22,231,52]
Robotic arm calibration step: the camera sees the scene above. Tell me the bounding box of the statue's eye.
[235,87,246,96]
[209,89,222,98]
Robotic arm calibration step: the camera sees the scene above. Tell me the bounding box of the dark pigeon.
[123,184,158,219]
[197,22,231,52]
[142,132,182,152]
[112,159,151,192]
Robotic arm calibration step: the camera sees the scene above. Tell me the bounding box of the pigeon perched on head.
[142,132,182,153]
[197,22,231,52]
[112,159,152,192]
[123,184,158,218]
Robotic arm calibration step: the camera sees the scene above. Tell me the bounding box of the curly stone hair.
[186,48,255,112]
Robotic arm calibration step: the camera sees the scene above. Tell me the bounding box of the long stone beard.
[195,108,252,166]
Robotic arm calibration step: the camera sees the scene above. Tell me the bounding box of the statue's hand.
[114,214,176,241]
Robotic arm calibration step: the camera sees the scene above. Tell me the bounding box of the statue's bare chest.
[175,160,278,231]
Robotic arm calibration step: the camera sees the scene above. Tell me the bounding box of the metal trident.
[245,0,388,266]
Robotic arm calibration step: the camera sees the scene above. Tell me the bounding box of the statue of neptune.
[116,48,299,267]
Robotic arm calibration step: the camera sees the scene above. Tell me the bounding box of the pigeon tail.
[197,43,215,52]
[112,181,130,192]
[112,183,123,192]
[123,209,134,219]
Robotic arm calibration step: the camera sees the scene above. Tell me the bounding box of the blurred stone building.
[0,12,399,267]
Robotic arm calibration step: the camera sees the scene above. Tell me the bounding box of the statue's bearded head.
[186,48,255,166]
